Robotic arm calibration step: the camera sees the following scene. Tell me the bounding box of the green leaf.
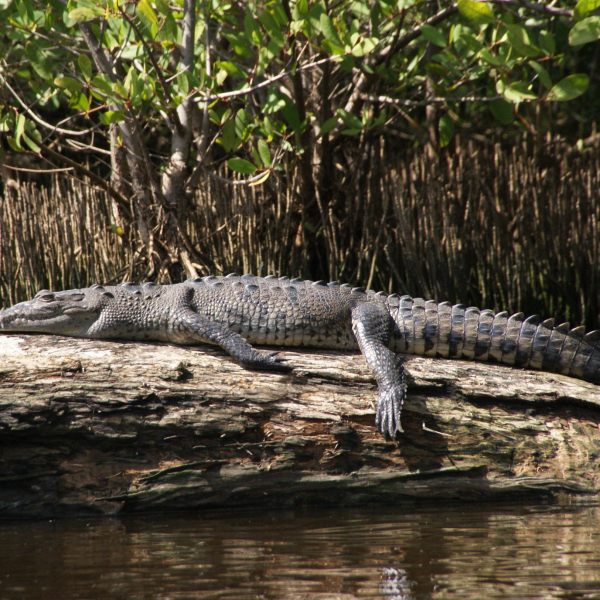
[234,109,252,141]
[220,119,239,152]
[281,97,301,131]
[337,108,362,130]
[68,7,98,21]
[216,61,243,77]
[14,113,25,147]
[420,24,446,47]
[502,82,538,102]
[228,158,257,174]
[322,38,345,56]
[215,69,228,86]
[91,75,113,96]
[457,0,494,25]
[78,54,93,82]
[251,146,262,169]
[54,76,82,92]
[545,74,589,101]
[506,24,540,58]
[538,31,556,56]
[259,10,285,49]
[14,0,34,24]
[223,30,254,59]
[138,0,157,24]
[7,136,23,153]
[70,92,90,111]
[245,12,261,45]
[528,61,552,90]
[320,117,339,135]
[479,48,501,66]
[489,98,514,124]
[438,114,454,147]
[113,81,128,99]
[220,108,232,125]
[154,0,169,17]
[99,110,125,125]
[257,139,270,167]
[320,13,341,45]
[262,116,273,139]
[26,42,52,80]
[22,132,41,153]
[177,72,189,95]
[569,16,600,46]
[574,0,600,20]
[293,0,308,19]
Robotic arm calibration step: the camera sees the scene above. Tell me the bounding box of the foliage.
[0,0,599,280]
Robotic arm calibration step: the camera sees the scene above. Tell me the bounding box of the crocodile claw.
[244,350,293,372]
[376,386,405,439]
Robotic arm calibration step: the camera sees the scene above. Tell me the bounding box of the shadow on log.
[1,335,600,517]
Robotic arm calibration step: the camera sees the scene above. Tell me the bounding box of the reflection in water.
[1,504,600,599]
[381,567,413,600]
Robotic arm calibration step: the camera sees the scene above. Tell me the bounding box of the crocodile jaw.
[0,295,100,337]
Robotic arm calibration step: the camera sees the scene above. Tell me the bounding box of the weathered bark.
[1,334,600,518]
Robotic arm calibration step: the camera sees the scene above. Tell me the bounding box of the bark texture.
[1,334,600,517]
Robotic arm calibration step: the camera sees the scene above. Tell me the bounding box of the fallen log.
[1,334,600,517]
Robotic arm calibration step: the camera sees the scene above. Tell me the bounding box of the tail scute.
[387,296,600,383]
[501,312,524,366]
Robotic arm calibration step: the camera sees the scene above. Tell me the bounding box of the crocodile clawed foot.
[267,353,294,372]
[241,350,293,372]
[375,386,405,439]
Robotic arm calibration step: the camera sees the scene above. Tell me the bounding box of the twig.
[38,142,131,212]
[3,165,74,173]
[361,94,503,107]
[485,0,572,17]
[192,55,336,104]
[199,164,271,186]
[0,73,98,137]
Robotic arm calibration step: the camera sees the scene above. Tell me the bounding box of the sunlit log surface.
[1,334,600,517]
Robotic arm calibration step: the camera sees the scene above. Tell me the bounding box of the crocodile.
[1,274,599,438]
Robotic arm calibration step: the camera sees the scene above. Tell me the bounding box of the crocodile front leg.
[352,302,406,438]
[176,310,291,371]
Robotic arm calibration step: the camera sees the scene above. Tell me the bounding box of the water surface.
[2,503,600,599]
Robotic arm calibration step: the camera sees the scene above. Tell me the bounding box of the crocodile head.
[0,288,104,336]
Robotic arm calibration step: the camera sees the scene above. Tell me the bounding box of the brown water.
[2,503,600,599]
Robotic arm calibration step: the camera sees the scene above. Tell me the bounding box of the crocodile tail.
[386,296,600,383]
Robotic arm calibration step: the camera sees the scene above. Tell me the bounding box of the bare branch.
[393,5,460,54]
[38,141,131,212]
[198,164,271,186]
[3,165,74,174]
[485,0,572,17]
[360,94,503,107]
[192,56,336,104]
[0,73,99,137]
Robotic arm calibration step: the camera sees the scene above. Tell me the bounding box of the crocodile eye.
[39,293,55,302]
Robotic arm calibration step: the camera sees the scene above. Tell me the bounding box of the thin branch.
[360,94,503,107]
[196,0,212,162]
[38,141,131,212]
[0,73,98,137]
[192,56,336,104]
[66,139,113,155]
[485,0,572,17]
[120,8,178,128]
[393,5,459,54]
[199,164,271,186]
[3,165,74,173]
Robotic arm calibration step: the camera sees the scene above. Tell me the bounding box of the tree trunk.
[1,334,600,518]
